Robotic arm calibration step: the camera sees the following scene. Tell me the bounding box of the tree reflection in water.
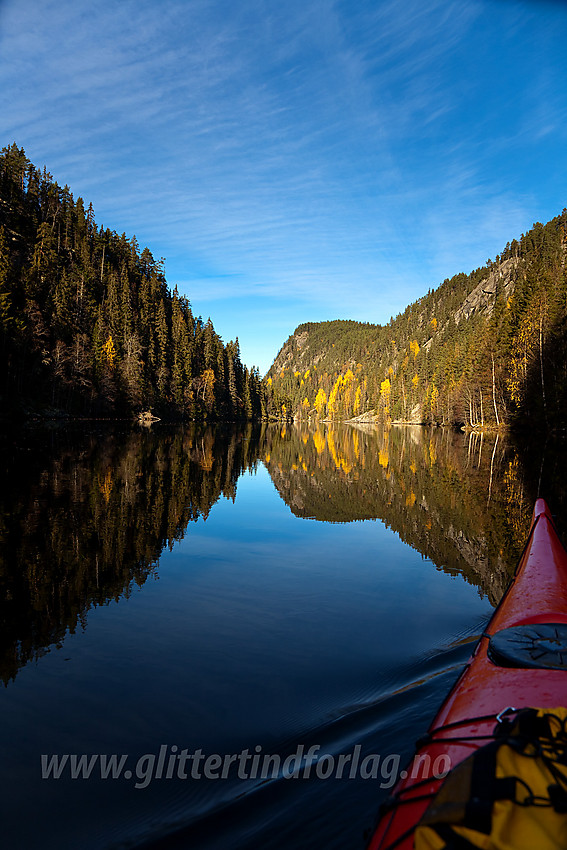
[1,420,562,685]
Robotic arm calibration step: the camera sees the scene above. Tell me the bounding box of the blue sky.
[1,0,566,373]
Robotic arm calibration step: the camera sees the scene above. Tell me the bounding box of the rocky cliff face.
[269,322,361,376]
[267,210,567,430]
[454,256,519,325]
[271,329,310,374]
[272,257,520,380]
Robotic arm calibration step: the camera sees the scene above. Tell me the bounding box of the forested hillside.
[3,143,565,430]
[0,144,265,420]
[268,213,567,431]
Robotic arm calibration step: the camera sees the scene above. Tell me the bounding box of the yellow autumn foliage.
[328,375,343,416]
[327,429,341,469]
[314,388,327,416]
[430,384,439,413]
[313,430,326,454]
[99,469,113,503]
[352,429,360,460]
[102,334,116,367]
[429,439,437,466]
[353,384,362,415]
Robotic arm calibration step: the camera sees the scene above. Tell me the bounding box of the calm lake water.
[0,422,565,849]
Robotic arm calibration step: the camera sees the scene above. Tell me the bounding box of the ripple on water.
[118,629,481,850]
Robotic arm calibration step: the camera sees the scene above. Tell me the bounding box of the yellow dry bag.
[415,707,567,850]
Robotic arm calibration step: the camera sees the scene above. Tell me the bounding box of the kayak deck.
[368,499,567,850]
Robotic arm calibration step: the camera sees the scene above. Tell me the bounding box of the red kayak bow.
[368,499,567,850]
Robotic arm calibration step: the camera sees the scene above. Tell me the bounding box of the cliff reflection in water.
[0,421,556,686]
[0,424,263,685]
[263,424,535,605]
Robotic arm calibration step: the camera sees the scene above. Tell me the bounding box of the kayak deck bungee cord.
[368,499,567,850]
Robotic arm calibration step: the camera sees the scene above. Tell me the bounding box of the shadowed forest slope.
[0,144,264,420]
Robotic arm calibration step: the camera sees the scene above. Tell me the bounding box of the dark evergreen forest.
[0,144,266,420]
[2,144,566,431]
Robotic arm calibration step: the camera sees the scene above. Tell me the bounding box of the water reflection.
[263,424,534,604]
[0,424,263,684]
[0,421,563,686]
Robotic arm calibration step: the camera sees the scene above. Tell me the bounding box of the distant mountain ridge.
[267,212,567,431]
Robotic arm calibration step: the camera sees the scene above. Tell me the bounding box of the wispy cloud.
[2,0,567,370]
